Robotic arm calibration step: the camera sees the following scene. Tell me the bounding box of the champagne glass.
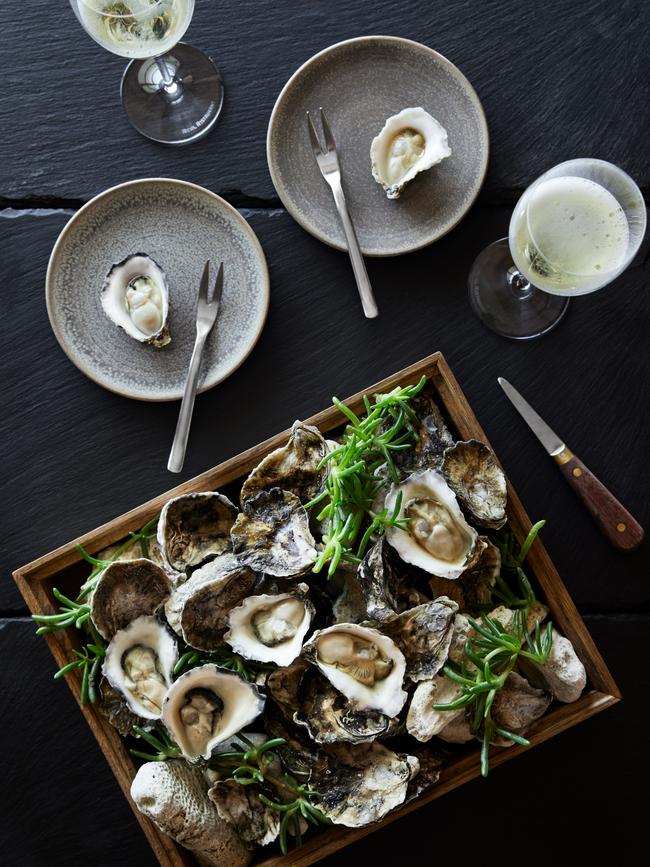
[69,1,224,145]
[468,159,646,339]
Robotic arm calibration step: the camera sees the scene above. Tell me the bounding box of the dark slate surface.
[1,0,649,205]
[2,1,649,864]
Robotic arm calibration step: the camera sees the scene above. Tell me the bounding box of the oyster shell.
[208,779,279,847]
[103,614,178,719]
[239,421,328,505]
[224,584,314,666]
[384,470,479,579]
[90,558,172,640]
[370,107,451,199]
[397,391,454,475]
[382,597,458,682]
[231,488,317,577]
[131,760,252,867]
[97,677,148,736]
[302,623,407,717]
[442,440,507,529]
[352,537,427,623]
[518,628,586,703]
[158,492,238,575]
[162,665,265,761]
[164,553,256,651]
[101,254,170,347]
[406,676,464,742]
[491,671,551,730]
[427,537,499,612]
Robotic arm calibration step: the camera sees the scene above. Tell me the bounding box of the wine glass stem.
[154,55,183,101]
[507,265,533,300]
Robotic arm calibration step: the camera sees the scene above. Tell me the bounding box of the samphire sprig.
[307,376,426,576]
[130,723,182,762]
[31,514,159,704]
[209,734,331,854]
[173,645,273,682]
[432,521,553,777]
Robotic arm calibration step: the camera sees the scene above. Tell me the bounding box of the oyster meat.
[164,553,256,651]
[231,488,317,577]
[302,623,407,718]
[103,614,178,720]
[384,470,479,579]
[162,665,265,761]
[239,421,328,505]
[224,584,314,666]
[442,440,507,529]
[90,558,172,640]
[370,107,451,199]
[101,253,170,347]
[158,492,238,575]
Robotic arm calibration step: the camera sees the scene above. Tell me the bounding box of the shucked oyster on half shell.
[101,253,170,347]
[442,440,507,529]
[103,614,178,720]
[90,558,172,640]
[370,107,451,199]
[384,470,479,579]
[302,623,407,718]
[162,664,265,762]
[231,488,317,577]
[158,492,238,575]
[224,584,314,666]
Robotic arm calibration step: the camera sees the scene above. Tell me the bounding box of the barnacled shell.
[231,488,317,577]
[158,492,238,574]
[164,553,256,651]
[101,254,171,348]
[240,421,328,505]
[406,676,464,742]
[162,665,265,761]
[131,760,252,867]
[103,614,178,719]
[384,470,479,579]
[302,623,407,718]
[224,584,314,666]
[381,597,458,682]
[208,780,279,847]
[90,558,172,640]
[518,628,586,703]
[442,440,507,529]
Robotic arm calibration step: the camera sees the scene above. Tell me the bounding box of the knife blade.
[498,377,644,553]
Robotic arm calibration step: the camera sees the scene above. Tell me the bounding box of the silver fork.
[167,260,224,473]
[307,108,378,319]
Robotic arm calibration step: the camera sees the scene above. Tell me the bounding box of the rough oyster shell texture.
[90,558,172,640]
[231,488,317,577]
[382,597,458,682]
[442,440,507,529]
[158,492,238,574]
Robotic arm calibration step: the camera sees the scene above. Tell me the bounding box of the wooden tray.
[13,351,621,867]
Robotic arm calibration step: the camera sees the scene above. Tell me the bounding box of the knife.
[498,377,644,552]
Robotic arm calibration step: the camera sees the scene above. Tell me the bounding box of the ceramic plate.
[267,35,489,257]
[46,178,269,401]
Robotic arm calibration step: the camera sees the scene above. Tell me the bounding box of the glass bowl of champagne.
[70,1,223,145]
[468,159,646,339]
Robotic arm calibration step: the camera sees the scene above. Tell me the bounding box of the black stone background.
[1,0,648,864]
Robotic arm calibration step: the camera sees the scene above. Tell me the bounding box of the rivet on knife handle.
[553,448,644,552]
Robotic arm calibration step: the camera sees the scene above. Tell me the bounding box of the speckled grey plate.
[267,36,489,257]
[46,179,270,401]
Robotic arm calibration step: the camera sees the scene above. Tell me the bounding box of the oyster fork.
[306,108,378,318]
[168,260,223,473]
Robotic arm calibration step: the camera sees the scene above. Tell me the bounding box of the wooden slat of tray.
[13,351,621,867]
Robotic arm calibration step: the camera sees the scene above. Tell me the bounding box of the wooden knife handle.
[553,446,644,552]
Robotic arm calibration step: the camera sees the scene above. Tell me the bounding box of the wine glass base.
[121,43,224,146]
[468,238,570,339]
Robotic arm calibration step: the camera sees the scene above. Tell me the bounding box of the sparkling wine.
[78,0,193,59]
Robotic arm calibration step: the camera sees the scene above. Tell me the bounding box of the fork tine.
[198,259,211,303]
[211,262,224,305]
[306,111,323,156]
[319,107,336,153]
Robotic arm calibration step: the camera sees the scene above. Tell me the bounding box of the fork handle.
[167,333,207,473]
[331,185,378,319]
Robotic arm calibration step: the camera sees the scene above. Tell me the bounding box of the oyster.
[90,558,172,640]
[208,779,279,847]
[442,440,507,529]
[518,628,586,703]
[97,677,148,736]
[302,623,407,717]
[382,597,458,682]
[158,492,238,575]
[162,665,265,761]
[406,676,464,742]
[103,615,178,720]
[384,470,479,579]
[491,671,551,730]
[353,537,427,623]
[164,553,256,651]
[370,107,451,199]
[101,253,170,347]
[428,537,499,612]
[131,760,252,867]
[239,421,328,505]
[397,390,454,475]
[231,488,317,577]
[224,584,314,666]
